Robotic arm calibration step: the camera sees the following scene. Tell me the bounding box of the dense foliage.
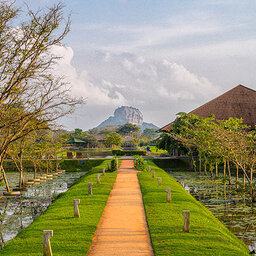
[166,112,256,198]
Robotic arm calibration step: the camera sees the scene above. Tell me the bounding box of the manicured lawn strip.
[1,160,117,256]
[138,160,249,256]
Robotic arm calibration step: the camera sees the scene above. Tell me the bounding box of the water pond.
[0,171,85,248]
[169,170,256,252]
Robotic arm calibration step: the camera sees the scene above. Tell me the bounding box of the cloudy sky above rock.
[18,0,256,130]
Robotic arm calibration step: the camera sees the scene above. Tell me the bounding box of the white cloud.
[52,46,220,129]
[163,60,218,99]
[51,45,127,107]
[74,16,227,54]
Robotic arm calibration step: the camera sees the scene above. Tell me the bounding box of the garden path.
[87,159,154,256]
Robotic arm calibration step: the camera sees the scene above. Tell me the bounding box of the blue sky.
[16,0,256,130]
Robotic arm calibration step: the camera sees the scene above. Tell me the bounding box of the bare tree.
[0,2,84,192]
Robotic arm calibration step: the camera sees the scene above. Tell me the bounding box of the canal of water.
[169,170,256,252]
[0,171,85,248]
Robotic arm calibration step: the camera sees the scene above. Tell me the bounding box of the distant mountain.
[97,106,159,131]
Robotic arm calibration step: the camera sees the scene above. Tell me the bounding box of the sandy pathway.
[87,159,154,256]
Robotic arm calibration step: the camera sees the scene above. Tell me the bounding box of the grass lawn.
[142,146,168,155]
[138,160,249,256]
[1,160,117,256]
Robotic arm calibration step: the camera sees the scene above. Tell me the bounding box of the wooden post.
[152,170,155,178]
[88,182,93,195]
[148,166,151,172]
[97,174,101,184]
[102,167,105,176]
[107,163,110,171]
[43,230,53,256]
[74,199,80,218]
[182,210,190,232]
[165,188,171,203]
[157,177,162,186]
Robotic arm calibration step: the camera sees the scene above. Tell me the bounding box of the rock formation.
[97,106,158,131]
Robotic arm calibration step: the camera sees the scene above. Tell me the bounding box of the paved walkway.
[87,160,154,256]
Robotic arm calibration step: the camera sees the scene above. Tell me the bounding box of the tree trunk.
[199,157,202,174]
[189,148,196,172]
[250,168,254,200]
[1,165,10,192]
[46,160,49,175]
[215,162,218,178]
[204,155,207,175]
[223,160,226,178]
[243,173,246,189]
[55,154,59,172]
[33,162,37,179]
[250,168,253,186]
[236,165,239,189]
[19,151,25,186]
[227,161,231,184]
[12,157,23,189]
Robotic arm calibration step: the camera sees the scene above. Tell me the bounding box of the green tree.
[74,128,83,137]
[156,133,187,156]
[143,128,157,140]
[117,123,140,136]
[104,133,122,148]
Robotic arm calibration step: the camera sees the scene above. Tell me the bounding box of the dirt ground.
[87,160,154,256]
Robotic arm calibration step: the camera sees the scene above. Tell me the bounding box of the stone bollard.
[107,163,110,171]
[88,182,93,195]
[102,167,106,176]
[152,170,155,178]
[148,165,151,172]
[97,174,101,184]
[157,177,162,186]
[165,187,171,203]
[74,199,80,218]
[183,210,190,232]
[43,230,53,256]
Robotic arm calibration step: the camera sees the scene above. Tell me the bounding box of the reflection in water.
[0,172,85,247]
[169,171,256,252]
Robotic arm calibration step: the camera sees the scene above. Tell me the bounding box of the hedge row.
[3,159,105,172]
[112,149,146,156]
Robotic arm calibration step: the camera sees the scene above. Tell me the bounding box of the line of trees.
[163,113,256,197]
[68,123,158,148]
[0,2,83,192]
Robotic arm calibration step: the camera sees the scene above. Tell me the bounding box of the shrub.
[60,159,104,172]
[134,155,148,172]
[110,157,118,172]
